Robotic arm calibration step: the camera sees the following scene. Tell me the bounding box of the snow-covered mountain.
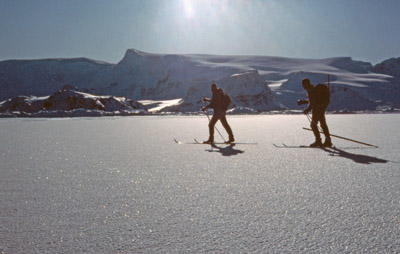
[0,58,113,100]
[165,70,280,112]
[1,49,399,113]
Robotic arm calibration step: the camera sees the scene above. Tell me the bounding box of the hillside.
[1,50,399,113]
[0,86,146,117]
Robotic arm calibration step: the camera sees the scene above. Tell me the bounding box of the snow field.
[0,114,399,253]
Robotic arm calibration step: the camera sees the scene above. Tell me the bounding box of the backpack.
[222,93,231,110]
[314,84,330,106]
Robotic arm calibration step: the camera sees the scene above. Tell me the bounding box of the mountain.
[0,58,112,101]
[165,70,280,112]
[0,85,146,117]
[372,57,400,77]
[1,49,399,113]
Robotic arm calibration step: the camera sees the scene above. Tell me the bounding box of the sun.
[183,0,196,19]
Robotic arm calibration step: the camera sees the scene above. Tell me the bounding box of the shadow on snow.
[322,147,388,165]
[205,144,245,156]
[201,142,391,163]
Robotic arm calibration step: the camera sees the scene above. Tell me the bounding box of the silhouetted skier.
[202,83,235,144]
[298,78,332,147]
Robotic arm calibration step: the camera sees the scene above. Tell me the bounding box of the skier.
[298,78,332,147]
[201,83,235,144]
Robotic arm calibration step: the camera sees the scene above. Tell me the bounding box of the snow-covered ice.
[0,114,399,253]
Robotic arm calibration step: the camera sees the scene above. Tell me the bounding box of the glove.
[303,109,310,115]
[297,100,308,105]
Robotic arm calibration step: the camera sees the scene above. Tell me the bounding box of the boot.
[309,139,322,147]
[203,137,214,144]
[226,136,235,144]
[322,138,332,147]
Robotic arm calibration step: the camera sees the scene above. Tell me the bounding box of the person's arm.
[201,97,211,111]
[297,99,309,105]
[202,97,211,102]
[303,90,314,114]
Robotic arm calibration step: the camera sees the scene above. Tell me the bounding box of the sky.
[0,0,399,64]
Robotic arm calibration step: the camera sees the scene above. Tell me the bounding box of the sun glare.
[183,0,196,19]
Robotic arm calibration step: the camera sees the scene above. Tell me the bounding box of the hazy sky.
[0,0,399,64]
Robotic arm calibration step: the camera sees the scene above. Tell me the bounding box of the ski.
[174,139,227,145]
[272,143,370,149]
[174,139,200,145]
[174,138,257,145]
[194,139,257,145]
[194,139,227,145]
[273,143,315,148]
[273,143,334,149]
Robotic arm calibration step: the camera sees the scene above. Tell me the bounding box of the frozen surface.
[0,114,399,253]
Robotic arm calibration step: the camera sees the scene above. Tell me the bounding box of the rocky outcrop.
[0,86,145,116]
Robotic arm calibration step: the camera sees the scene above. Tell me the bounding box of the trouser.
[311,107,330,142]
[209,109,234,139]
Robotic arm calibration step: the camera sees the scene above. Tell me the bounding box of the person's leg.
[310,111,322,146]
[206,114,219,143]
[319,111,332,146]
[219,114,234,142]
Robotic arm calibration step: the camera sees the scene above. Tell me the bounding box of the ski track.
[0,114,399,253]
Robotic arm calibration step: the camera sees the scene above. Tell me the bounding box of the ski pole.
[203,104,226,143]
[305,114,377,147]
[306,113,312,124]
[302,127,378,148]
